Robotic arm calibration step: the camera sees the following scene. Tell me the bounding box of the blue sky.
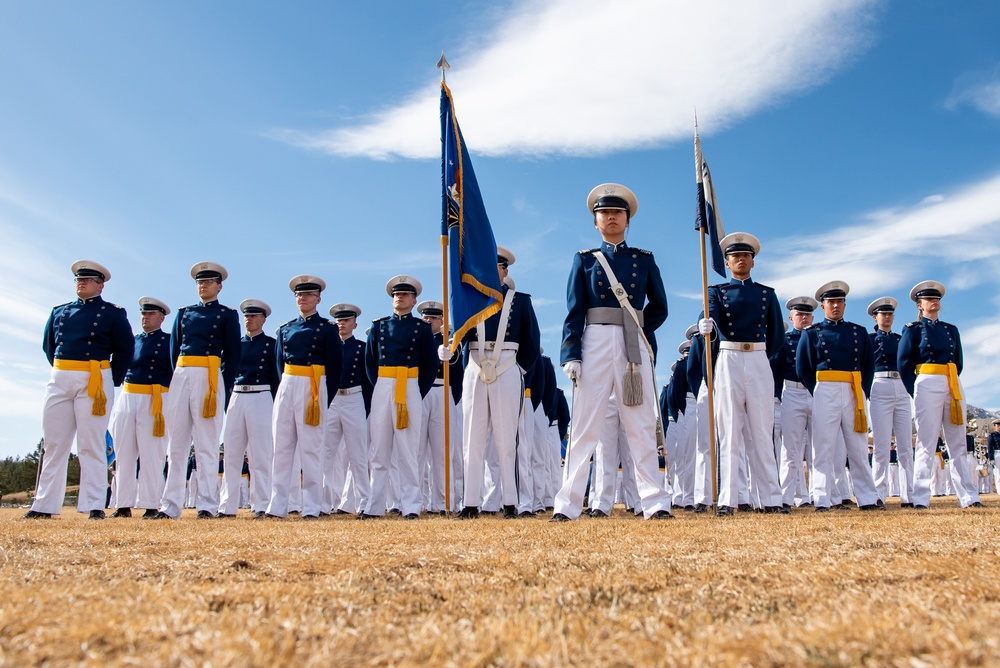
[2,1,1000,459]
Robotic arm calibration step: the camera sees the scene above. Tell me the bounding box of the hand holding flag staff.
[438,53,503,514]
[694,115,726,508]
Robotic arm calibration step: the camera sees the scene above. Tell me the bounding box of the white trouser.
[714,349,780,508]
[326,390,370,514]
[530,405,550,512]
[887,462,900,497]
[515,397,536,513]
[422,386,447,512]
[110,388,169,510]
[462,351,523,509]
[185,473,198,508]
[267,374,328,518]
[673,392,697,507]
[693,384,712,505]
[912,374,979,507]
[365,376,423,516]
[778,384,812,507]
[993,461,1000,496]
[219,390,273,514]
[33,367,114,515]
[591,399,623,513]
[448,399,465,511]
[545,423,562,508]
[554,325,670,519]
[240,476,250,507]
[322,406,348,515]
[160,366,224,517]
[482,434,503,511]
[869,377,914,504]
[810,381,877,508]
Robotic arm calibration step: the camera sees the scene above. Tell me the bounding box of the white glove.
[698,317,715,336]
[563,361,582,383]
[437,344,453,362]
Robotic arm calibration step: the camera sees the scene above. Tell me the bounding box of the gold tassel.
[305,398,320,427]
[152,413,165,438]
[854,408,867,434]
[621,363,643,407]
[202,390,217,418]
[396,402,409,430]
[92,388,107,417]
[950,398,963,426]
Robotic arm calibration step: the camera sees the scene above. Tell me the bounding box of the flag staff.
[695,113,719,508]
[438,52,452,515]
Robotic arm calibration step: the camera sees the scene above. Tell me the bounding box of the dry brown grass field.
[1,500,999,667]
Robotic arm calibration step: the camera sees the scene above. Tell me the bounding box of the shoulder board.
[107,302,124,310]
[904,321,917,328]
[54,301,73,310]
[372,316,389,323]
[279,319,297,328]
[803,324,816,331]
[219,304,233,312]
[634,248,653,256]
[756,283,775,292]
[514,291,532,299]
[578,248,601,255]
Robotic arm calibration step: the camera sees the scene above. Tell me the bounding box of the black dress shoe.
[737,503,753,512]
[386,509,402,516]
[288,510,300,516]
[110,508,132,518]
[302,514,319,520]
[969,501,985,508]
[693,503,708,514]
[22,510,51,519]
[764,506,781,514]
[548,513,572,523]
[716,506,734,516]
[900,502,914,508]
[141,509,160,519]
[218,513,237,518]
[334,509,350,515]
[89,510,105,520]
[841,498,856,507]
[502,505,518,519]
[196,510,215,519]
[252,511,267,519]
[518,511,536,518]
[357,513,380,520]
[649,510,674,520]
[403,513,419,520]
[913,504,929,510]
[589,509,609,518]
[815,506,830,513]
[144,510,171,520]
[858,504,884,511]
[456,506,479,519]
[319,511,331,517]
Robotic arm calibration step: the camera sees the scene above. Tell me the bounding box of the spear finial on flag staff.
[437,52,450,83]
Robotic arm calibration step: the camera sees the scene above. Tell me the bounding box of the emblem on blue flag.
[695,133,727,279]
[105,430,116,468]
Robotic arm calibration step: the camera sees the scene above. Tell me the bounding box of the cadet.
[796,281,880,511]
[457,247,540,519]
[26,260,134,520]
[698,233,785,515]
[153,262,241,520]
[265,276,343,519]
[774,296,818,509]
[109,297,172,518]
[553,183,673,521]
[898,280,982,509]
[867,296,915,506]
[326,303,373,515]
[360,276,438,519]
[218,299,278,518]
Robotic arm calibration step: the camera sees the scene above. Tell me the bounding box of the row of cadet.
[24,181,983,521]
[26,254,578,521]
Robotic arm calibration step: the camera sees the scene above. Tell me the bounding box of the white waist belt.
[468,341,519,352]
[234,384,270,393]
[719,341,766,352]
[874,371,900,379]
[784,380,806,390]
[337,386,363,396]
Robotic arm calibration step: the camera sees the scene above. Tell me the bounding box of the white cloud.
[946,66,1000,117]
[273,0,879,160]
[757,172,1000,299]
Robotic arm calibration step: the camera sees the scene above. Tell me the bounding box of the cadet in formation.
[108,296,172,518]
[27,260,134,520]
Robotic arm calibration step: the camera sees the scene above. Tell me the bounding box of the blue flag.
[441,82,503,350]
[694,133,727,278]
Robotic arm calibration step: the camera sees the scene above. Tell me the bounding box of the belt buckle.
[741,342,752,352]
[485,342,495,351]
